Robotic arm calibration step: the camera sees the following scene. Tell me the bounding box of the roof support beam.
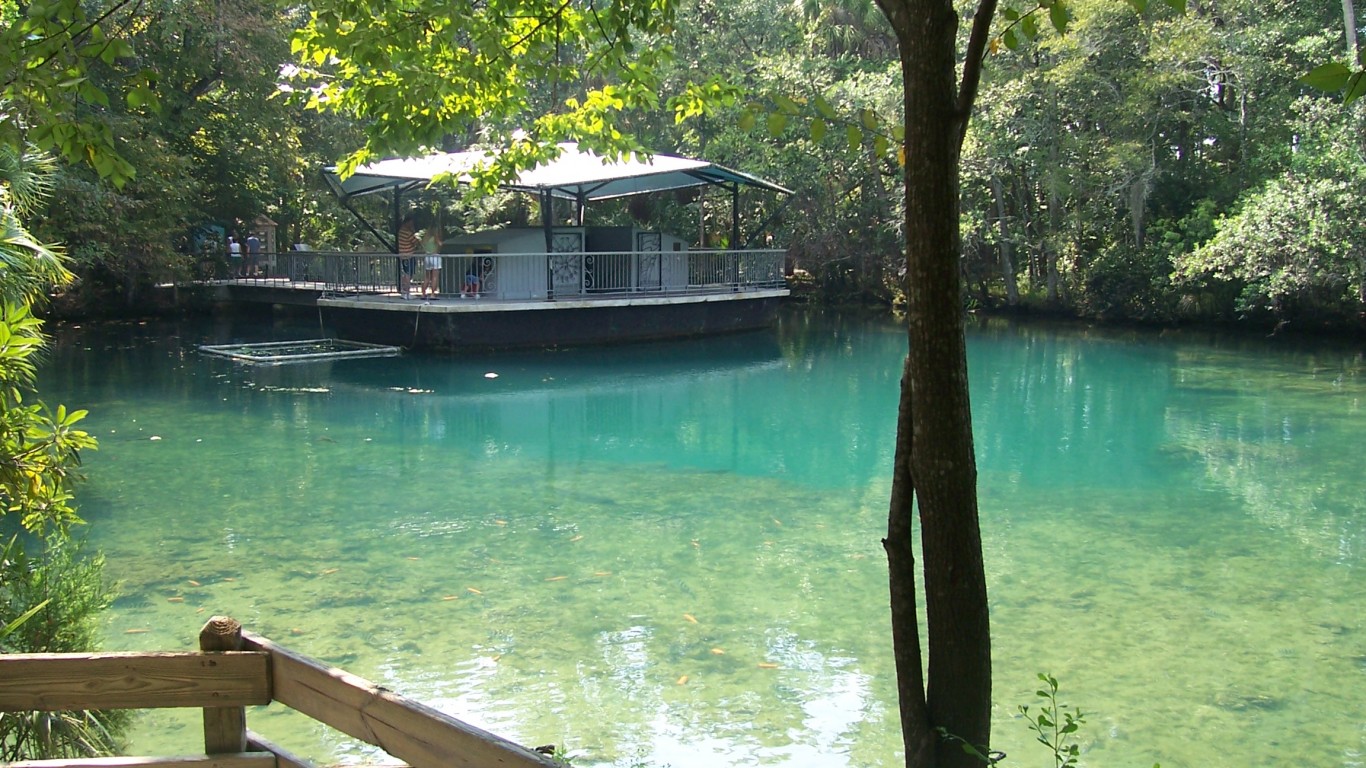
[540,189,554,253]
[731,183,740,251]
[324,169,397,252]
[392,188,402,253]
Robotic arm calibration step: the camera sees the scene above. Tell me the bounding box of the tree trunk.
[876,0,993,764]
[1046,143,1061,303]
[990,173,1020,305]
[1345,0,1359,65]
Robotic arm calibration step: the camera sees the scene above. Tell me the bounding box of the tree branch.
[956,0,999,147]
[6,0,143,91]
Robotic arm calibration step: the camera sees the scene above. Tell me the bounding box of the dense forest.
[4,0,1363,331]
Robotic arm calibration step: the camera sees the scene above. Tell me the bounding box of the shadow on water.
[320,328,789,397]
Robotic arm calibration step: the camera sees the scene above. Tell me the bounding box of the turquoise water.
[36,311,1366,768]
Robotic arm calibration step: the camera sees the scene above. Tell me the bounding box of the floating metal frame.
[197,339,402,366]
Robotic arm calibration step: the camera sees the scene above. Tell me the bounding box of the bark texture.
[875,0,994,765]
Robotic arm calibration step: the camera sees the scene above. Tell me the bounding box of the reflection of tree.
[968,320,1175,490]
[1165,350,1366,562]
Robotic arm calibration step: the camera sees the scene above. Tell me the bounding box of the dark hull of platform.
[318,292,787,351]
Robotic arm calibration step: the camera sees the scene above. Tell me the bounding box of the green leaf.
[0,599,51,640]
[766,111,787,136]
[859,108,877,131]
[1003,7,1020,20]
[846,124,862,151]
[810,118,828,142]
[1163,0,1186,10]
[1049,1,1070,34]
[738,110,757,132]
[1021,14,1038,39]
[773,94,800,115]
[78,80,109,108]
[813,95,837,120]
[1345,72,1366,104]
[93,153,114,179]
[873,134,889,157]
[1003,28,1019,51]
[1300,63,1352,92]
[1125,0,1148,11]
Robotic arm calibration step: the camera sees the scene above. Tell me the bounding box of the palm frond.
[0,146,57,218]
[0,204,73,305]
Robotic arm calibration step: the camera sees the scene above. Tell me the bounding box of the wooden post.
[200,616,249,754]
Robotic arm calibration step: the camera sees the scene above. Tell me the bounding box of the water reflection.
[33,311,1366,768]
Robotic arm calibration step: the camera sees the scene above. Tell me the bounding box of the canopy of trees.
[1,0,1355,330]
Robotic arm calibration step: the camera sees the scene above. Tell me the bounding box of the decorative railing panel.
[230,249,786,301]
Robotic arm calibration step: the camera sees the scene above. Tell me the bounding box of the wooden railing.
[0,616,558,768]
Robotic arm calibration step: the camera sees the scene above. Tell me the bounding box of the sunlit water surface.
[36,310,1366,768]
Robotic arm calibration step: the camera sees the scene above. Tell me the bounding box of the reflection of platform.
[324,328,785,398]
[197,338,401,365]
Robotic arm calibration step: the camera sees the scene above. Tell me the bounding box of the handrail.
[218,248,788,299]
[0,651,269,711]
[0,617,557,768]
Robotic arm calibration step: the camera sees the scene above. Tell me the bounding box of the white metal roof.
[327,143,792,201]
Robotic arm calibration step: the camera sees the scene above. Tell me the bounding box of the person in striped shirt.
[397,215,417,298]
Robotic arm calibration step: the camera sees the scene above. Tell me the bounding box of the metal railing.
[216,249,787,300]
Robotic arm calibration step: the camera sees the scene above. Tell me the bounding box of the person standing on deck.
[245,232,262,277]
[227,235,242,276]
[421,226,443,299]
[397,215,418,299]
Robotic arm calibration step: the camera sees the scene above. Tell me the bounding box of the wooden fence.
[0,616,558,768]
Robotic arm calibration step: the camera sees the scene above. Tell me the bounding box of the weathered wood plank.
[240,632,556,768]
[4,752,275,768]
[200,617,252,754]
[245,730,318,768]
[0,652,270,712]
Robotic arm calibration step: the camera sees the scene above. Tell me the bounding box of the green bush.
[0,534,127,760]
